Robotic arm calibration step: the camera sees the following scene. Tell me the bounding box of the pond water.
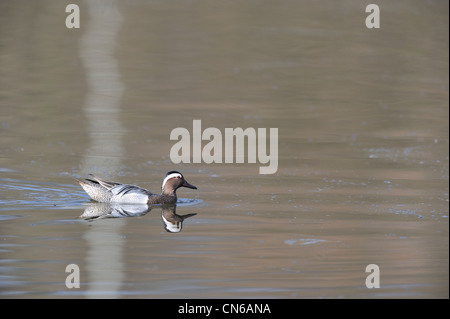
[0,0,448,298]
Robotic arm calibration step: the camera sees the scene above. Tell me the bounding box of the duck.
[77,171,197,204]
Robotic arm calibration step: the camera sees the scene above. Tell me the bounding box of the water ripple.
[0,178,85,210]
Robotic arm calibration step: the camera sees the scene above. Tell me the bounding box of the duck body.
[77,171,197,205]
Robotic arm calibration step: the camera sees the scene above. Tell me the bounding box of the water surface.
[0,0,448,298]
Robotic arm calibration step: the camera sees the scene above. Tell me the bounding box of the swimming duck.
[77,171,197,204]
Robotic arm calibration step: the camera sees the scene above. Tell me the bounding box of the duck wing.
[109,184,153,204]
[87,174,121,190]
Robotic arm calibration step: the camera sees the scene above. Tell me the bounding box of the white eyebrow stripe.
[161,173,182,190]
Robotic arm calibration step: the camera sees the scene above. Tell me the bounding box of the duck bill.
[182,180,197,190]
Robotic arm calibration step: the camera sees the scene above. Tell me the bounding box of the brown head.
[161,171,197,196]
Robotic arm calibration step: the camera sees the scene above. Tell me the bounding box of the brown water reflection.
[0,0,448,298]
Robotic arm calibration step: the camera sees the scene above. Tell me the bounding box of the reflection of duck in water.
[161,204,197,233]
[79,203,152,221]
[79,203,197,233]
[77,171,197,204]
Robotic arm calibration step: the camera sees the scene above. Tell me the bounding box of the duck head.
[161,171,197,195]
